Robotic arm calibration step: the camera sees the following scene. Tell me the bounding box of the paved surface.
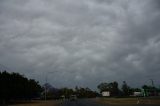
[61,99,106,106]
[60,99,160,106]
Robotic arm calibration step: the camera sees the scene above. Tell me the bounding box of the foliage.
[121,81,131,96]
[59,87,74,98]
[41,83,60,99]
[75,86,98,98]
[142,85,155,90]
[97,83,109,93]
[0,71,42,103]
[97,81,120,96]
[142,85,158,96]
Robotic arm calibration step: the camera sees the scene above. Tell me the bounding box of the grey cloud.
[0,0,160,89]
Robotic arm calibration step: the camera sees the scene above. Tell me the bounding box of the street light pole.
[150,79,154,87]
[150,79,156,96]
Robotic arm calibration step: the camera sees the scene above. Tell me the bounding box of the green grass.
[96,97,160,105]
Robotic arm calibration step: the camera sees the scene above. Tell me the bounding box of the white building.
[102,91,110,97]
[133,92,142,96]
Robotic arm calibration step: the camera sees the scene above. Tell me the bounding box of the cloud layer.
[0,0,160,89]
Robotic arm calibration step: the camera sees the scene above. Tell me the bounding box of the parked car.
[69,95,77,101]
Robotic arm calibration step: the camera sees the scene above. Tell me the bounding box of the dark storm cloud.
[0,0,160,89]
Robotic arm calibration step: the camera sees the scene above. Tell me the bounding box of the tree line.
[0,71,42,104]
[0,71,99,104]
[42,83,99,99]
[1,71,159,104]
[97,81,160,97]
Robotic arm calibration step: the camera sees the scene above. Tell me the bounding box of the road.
[61,99,106,106]
[60,99,160,106]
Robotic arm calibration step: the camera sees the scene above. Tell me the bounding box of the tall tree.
[97,81,120,96]
[75,86,98,98]
[109,81,119,96]
[0,71,42,104]
[122,81,130,96]
[97,83,109,93]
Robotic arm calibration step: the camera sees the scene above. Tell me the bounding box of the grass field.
[96,97,160,105]
[7,98,160,106]
[9,100,60,106]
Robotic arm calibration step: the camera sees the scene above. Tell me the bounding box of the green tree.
[109,81,119,96]
[59,88,74,98]
[97,83,109,93]
[0,71,42,104]
[75,86,98,98]
[97,81,120,96]
[122,81,130,96]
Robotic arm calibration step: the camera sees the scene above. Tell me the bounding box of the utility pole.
[45,76,47,101]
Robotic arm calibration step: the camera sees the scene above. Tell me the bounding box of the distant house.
[102,91,110,97]
[133,92,142,96]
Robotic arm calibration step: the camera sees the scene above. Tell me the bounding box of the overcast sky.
[0,0,160,89]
